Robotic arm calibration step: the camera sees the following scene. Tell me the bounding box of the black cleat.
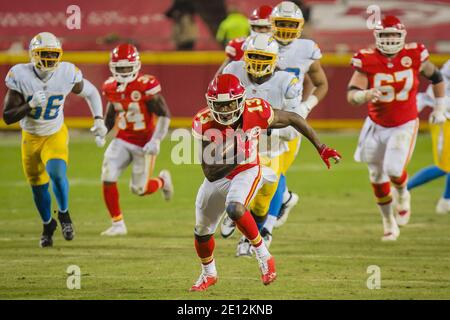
[58,211,75,241]
[40,218,57,248]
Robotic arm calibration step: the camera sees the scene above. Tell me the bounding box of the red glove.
[318,144,341,169]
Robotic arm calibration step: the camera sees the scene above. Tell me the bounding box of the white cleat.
[159,170,174,201]
[381,218,400,241]
[260,228,272,248]
[274,192,299,229]
[392,189,411,226]
[101,220,127,236]
[236,236,254,257]
[220,213,236,239]
[436,197,450,215]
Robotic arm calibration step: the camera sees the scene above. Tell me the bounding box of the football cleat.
[40,218,57,248]
[57,211,74,241]
[257,255,277,285]
[274,192,299,229]
[436,198,450,215]
[189,272,218,292]
[236,236,254,257]
[220,213,236,238]
[381,218,400,241]
[159,170,174,201]
[101,220,127,236]
[392,189,411,226]
[260,227,272,248]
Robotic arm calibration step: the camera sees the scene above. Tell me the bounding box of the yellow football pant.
[430,120,450,172]
[21,124,69,186]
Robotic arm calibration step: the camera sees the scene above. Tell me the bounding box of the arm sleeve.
[151,116,170,142]
[77,78,103,118]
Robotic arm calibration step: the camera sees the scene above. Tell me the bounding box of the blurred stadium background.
[1,0,449,130]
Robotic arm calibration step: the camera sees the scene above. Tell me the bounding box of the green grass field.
[0,130,449,300]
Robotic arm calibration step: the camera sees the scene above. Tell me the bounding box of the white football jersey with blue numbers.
[277,38,322,99]
[5,62,82,136]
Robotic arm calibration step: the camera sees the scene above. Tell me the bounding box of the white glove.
[28,91,47,109]
[143,139,160,155]
[95,136,106,148]
[429,103,447,124]
[366,88,381,103]
[298,95,319,117]
[90,118,108,137]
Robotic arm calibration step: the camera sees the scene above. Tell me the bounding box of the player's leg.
[41,124,74,240]
[101,139,131,236]
[129,148,173,200]
[190,178,226,291]
[368,162,400,241]
[227,166,277,285]
[408,166,446,190]
[21,130,57,247]
[430,120,450,214]
[274,137,301,228]
[385,120,419,226]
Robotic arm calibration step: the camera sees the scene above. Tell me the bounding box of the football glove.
[318,144,341,169]
[28,91,47,109]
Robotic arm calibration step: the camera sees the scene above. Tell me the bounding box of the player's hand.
[95,136,106,148]
[318,144,341,169]
[28,91,47,109]
[143,139,160,155]
[429,104,447,124]
[90,118,108,137]
[366,89,381,103]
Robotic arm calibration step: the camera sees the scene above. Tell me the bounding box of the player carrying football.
[190,73,341,291]
[347,16,447,240]
[2,32,107,247]
[100,44,173,236]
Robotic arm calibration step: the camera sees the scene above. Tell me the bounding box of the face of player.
[380,32,402,39]
[115,66,134,74]
[275,20,299,29]
[251,25,271,34]
[212,100,239,124]
[39,51,60,69]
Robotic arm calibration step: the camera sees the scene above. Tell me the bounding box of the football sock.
[102,182,122,222]
[444,173,450,199]
[31,183,52,223]
[46,159,69,212]
[390,171,408,196]
[269,174,286,219]
[143,177,164,195]
[194,236,216,274]
[407,165,446,190]
[234,211,269,259]
[263,215,277,234]
[372,182,394,220]
[282,185,290,204]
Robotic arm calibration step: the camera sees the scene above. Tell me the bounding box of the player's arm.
[346,70,380,106]
[72,79,107,146]
[143,93,171,155]
[200,139,240,182]
[104,102,117,133]
[306,60,328,103]
[215,57,232,77]
[2,89,44,124]
[420,60,447,124]
[269,109,341,168]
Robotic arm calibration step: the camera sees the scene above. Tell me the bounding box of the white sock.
[202,259,217,276]
[113,219,125,227]
[378,203,395,229]
[282,187,290,204]
[396,185,407,197]
[263,215,277,234]
[254,241,270,261]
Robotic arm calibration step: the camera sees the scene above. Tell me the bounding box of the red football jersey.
[192,98,274,178]
[225,37,246,61]
[102,74,161,147]
[351,43,429,127]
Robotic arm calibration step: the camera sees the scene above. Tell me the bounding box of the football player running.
[100,44,173,236]
[190,74,340,291]
[408,60,450,214]
[215,5,273,76]
[3,32,107,247]
[347,16,446,240]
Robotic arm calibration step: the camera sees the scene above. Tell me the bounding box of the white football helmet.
[29,32,63,72]
[244,33,279,78]
[271,1,304,44]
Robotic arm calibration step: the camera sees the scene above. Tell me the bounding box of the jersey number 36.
[27,95,64,120]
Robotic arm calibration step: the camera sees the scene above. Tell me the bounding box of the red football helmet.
[109,44,141,83]
[249,5,273,28]
[374,15,407,55]
[205,74,246,125]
